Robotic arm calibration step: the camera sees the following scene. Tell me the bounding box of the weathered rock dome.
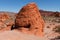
[15,2,44,37]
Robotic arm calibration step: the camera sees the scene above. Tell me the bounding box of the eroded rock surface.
[0,13,14,32]
[15,3,44,37]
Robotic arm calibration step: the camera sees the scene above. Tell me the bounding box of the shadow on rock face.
[11,23,31,30]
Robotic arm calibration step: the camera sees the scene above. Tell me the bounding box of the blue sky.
[0,0,60,13]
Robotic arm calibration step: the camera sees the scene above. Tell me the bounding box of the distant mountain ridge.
[40,10,60,17]
[0,10,60,17]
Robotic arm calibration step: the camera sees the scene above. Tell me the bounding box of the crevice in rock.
[24,23,31,28]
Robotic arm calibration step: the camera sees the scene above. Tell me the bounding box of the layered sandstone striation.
[15,3,44,37]
[0,13,14,32]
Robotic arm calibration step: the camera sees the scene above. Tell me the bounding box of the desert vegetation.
[53,25,60,33]
[51,36,60,40]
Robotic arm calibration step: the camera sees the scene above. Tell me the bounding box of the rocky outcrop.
[0,13,9,22]
[0,13,14,32]
[15,3,44,37]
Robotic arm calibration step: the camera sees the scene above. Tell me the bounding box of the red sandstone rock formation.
[15,3,44,37]
[0,13,9,22]
[0,13,14,32]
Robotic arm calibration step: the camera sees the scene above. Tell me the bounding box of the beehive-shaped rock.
[15,3,44,37]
